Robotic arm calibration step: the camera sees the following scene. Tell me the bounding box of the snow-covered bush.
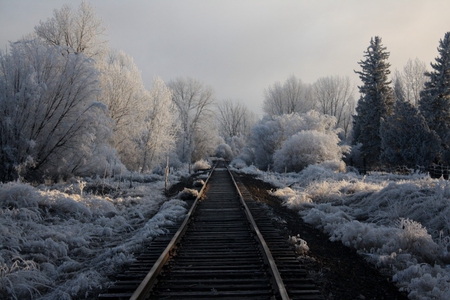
[234,147,255,167]
[193,180,205,188]
[215,143,233,160]
[390,218,440,263]
[177,188,199,200]
[288,234,309,255]
[273,130,347,172]
[249,116,282,169]
[319,160,347,173]
[269,187,313,209]
[192,159,211,172]
[0,177,187,299]
[259,162,450,300]
[249,111,345,171]
[228,135,248,157]
[237,165,261,175]
[394,264,450,300]
[230,158,247,169]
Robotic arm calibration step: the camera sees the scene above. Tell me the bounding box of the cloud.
[1,0,450,115]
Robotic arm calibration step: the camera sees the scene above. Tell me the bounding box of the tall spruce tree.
[353,36,395,168]
[380,99,440,168]
[419,32,450,163]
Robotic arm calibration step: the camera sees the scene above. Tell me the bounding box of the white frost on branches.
[0,38,114,181]
[248,111,347,171]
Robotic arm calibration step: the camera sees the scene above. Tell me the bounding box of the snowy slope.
[0,173,188,299]
[238,163,450,300]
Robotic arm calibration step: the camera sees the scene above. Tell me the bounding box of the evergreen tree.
[419,32,450,163]
[380,99,440,168]
[353,36,395,168]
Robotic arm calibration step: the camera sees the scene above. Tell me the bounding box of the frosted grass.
[0,175,187,299]
[237,162,450,300]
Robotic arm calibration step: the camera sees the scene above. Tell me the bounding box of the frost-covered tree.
[263,81,284,115]
[216,99,256,159]
[353,36,395,168]
[273,130,346,172]
[380,99,440,168]
[97,49,148,167]
[397,58,427,107]
[263,75,313,116]
[99,50,145,133]
[227,135,249,158]
[393,76,407,103]
[191,117,220,162]
[249,111,339,170]
[168,77,217,163]
[215,143,234,160]
[216,99,256,141]
[0,39,113,182]
[135,77,178,172]
[312,75,356,138]
[249,116,284,169]
[35,0,107,59]
[419,32,450,163]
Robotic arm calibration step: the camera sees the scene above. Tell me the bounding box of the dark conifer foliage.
[353,36,395,168]
[419,32,450,163]
[380,99,440,167]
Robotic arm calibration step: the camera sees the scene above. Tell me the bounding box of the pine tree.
[353,36,395,168]
[380,99,440,168]
[419,32,450,163]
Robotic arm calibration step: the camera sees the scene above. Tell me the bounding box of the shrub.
[215,144,233,160]
[230,158,247,169]
[192,159,211,172]
[273,130,346,172]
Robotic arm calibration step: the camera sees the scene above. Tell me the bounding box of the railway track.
[98,161,323,299]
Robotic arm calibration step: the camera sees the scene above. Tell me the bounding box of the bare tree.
[284,75,312,113]
[263,81,284,116]
[216,99,256,141]
[168,77,217,163]
[191,118,220,162]
[394,58,427,106]
[35,0,107,59]
[312,75,356,137]
[263,75,313,116]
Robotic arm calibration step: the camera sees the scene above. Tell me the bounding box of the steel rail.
[129,162,217,300]
[226,165,290,300]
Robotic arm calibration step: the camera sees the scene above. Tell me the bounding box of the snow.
[236,163,450,300]
[192,159,211,172]
[3,160,450,299]
[288,234,310,255]
[0,172,188,299]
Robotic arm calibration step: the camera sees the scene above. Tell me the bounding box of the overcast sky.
[1,0,450,115]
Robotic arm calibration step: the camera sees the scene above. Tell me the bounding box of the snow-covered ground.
[0,171,189,299]
[3,161,450,300]
[237,162,450,300]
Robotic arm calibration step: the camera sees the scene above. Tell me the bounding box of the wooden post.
[165,155,170,195]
